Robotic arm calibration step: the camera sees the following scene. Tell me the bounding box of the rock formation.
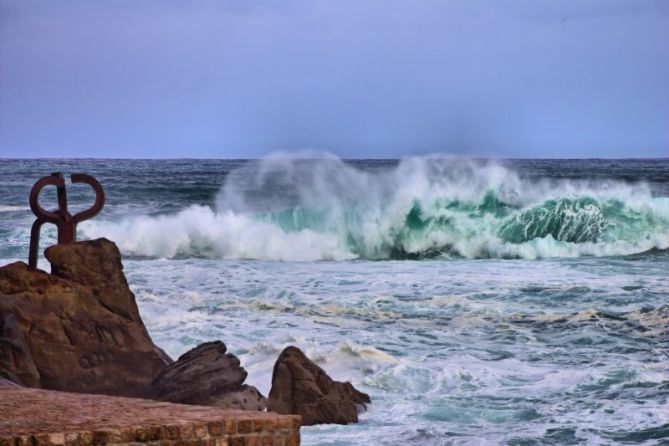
[268,346,371,425]
[151,341,266,411]
[0,238,265,410]
[0,239,171,397]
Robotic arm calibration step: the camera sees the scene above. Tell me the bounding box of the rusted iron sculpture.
[28,172,105,270]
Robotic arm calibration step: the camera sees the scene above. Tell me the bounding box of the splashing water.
[79,156,669,260]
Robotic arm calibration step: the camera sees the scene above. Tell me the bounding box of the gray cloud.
[1,0,668,158]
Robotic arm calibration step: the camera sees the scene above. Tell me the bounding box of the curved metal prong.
[27,172,105,270]
[71,173,105,223]
[28,219,45,270]
[29,173,65,224]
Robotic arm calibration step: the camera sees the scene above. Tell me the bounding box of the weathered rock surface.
[0,238,266,411]
[0,311,39,387]
[268,346,371,425]
[0,239,171,396]
[150,341,267,411]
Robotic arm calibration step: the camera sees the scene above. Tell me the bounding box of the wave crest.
[80,155,669,260]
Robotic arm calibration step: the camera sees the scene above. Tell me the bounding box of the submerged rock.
[150,341,267,411]
[0,239,171,396]
[268,346,371,425]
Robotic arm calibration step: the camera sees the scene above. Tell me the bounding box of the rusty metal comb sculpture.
[28,172,105,270]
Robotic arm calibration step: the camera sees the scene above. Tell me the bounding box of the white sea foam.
[82,206,351,261]
[0,205,27,212]
[80,154,669,261]
[118,248,669,445]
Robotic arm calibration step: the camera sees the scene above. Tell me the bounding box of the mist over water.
[1,157,668,445]
[77,156,669,260]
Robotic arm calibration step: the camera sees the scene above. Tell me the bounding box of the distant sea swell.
[79,156,669,261]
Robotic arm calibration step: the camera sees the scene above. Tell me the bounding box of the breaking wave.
[81,155,669,260]
[0,205,27,212]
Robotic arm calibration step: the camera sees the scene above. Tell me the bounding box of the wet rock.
[151,341,267,410]
[0,239,171,397]
[268,346,371,425]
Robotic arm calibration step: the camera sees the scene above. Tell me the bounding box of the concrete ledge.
[0,386,300,446]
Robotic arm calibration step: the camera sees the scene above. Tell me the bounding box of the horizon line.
[2,156,669,161]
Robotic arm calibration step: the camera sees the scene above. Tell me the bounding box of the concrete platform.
[0,385,300,446]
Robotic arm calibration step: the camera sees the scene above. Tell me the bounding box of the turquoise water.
[1,157,668,444]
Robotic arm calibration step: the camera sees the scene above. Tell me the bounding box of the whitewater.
[1,157,668,444]
[80,157,669,261]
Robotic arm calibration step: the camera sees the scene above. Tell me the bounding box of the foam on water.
[111,253,669,445]
[80,156,669,260]
[0,205,27,212]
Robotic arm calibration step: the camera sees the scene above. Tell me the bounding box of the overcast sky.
[1,0,668,158]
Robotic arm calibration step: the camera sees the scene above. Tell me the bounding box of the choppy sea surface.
[1,157,668,445]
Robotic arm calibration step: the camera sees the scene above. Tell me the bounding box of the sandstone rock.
[0,239,171,397]
[0,311,39,387]
[0,237,267,410]
[45,238,144,322]
[150,341,267,410]
[268,346,371,425]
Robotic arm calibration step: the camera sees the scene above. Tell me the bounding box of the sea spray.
[80,155,669,260]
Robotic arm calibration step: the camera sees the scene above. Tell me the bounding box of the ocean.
[1,157,668,445]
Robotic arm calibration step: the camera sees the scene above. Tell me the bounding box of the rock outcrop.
[0,238,265,411]
[268,346,371,425]
[0,239,171,396]
[151,341,267,411]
